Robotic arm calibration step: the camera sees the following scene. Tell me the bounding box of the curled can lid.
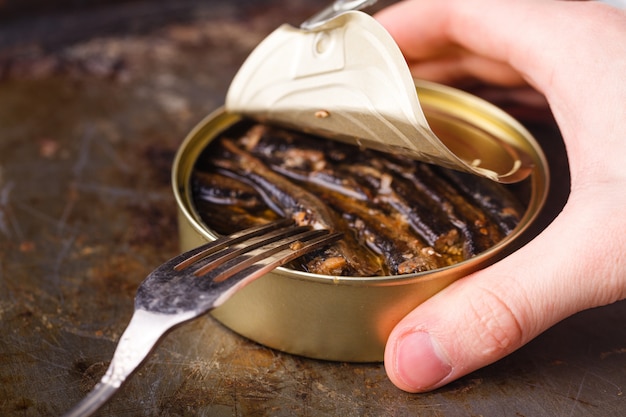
[226,10,533,183]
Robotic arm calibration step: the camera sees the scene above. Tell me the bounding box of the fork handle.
[62,382,118,417]
[62,309,196,417]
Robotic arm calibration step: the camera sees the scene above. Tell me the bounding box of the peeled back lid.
[225,9,534,183]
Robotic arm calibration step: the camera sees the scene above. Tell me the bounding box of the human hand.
[375,0,626,393]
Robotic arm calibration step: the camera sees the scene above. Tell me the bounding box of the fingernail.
[395,331,452,391]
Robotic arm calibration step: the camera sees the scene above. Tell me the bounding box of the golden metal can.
[172,80,549,362]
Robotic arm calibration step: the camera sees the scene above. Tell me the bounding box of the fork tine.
[174,218,294,271]
[189,225,312,276]
[199,228,336,281]
[210,230,343,307]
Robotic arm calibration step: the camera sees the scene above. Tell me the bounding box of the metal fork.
[62,219,342,417]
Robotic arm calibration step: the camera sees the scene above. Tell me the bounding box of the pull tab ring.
[301,0,378,30]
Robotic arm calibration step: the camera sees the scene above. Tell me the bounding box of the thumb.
[384,196,626,392]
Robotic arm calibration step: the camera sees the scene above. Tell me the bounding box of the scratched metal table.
[1,1,625,416]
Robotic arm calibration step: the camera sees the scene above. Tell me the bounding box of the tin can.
[172,80,549,362]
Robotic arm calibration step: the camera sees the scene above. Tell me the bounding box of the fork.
[62,219,342,417]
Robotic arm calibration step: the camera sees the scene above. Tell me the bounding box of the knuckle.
[464,286,526,358]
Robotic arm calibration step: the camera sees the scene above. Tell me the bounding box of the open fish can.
[172,80,549,362]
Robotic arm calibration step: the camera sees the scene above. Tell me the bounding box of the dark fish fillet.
[434,166,524,234]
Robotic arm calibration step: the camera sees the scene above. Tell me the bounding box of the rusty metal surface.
[0,1,625,416]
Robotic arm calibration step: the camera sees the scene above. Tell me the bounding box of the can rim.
[172,81,550,287]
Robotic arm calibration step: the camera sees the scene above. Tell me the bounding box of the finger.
[385,189,626,392]
[376,0,626,115]
[375,0,522,86]
[406,54,526,87]
[374,1,453,63]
